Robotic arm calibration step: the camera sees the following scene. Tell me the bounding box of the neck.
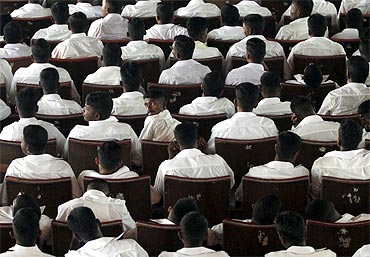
[340,147,356,151]
[98,167,117,175]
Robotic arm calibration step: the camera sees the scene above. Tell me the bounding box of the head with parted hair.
[40,67,59,94]
[290,96,315,125]
[179,212,208,247]
[174,123,198,149]
[202,71,224,97]
[128,17,145,40]
[275,131,302,162]
[243,14,265,36]
[246,37,266,63]
[358,100,370,132]
[338,119,363,150]
[346,8,363,29]
[305,199,341,222]
[84,91,113,121]
[290,0,313,20]
[156,2,174,24]
[187,17,208,42]
[347,56,369,83]
[173,35,195,60]
[168,197,199,224]
[221,4,240,26]
[102,0,123,15]
[252,194,282,225]
[275,211,306,248]
[102,43,122,66]
[21,125,48,155]
[12,194,41,219]
[51,1,69,24]
[144,89,167,115]
[235,82,260,112]
[260,71,281,98]
[308,13,326,37]
[16,88,39,118]
[4,21,22,43]
[96,141,124,174]
[68,12,87,33]
[303,63,323,89]
[31,38,51,63]
[12,208,41,247]
[86,179,110,196]
[120,61,142,92]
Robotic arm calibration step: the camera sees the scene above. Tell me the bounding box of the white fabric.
[0,43,31,59]
[51,33,103,58]
[291,115,340,142]
[0,99,11,121]
[339,0,370,15]
[207,26,245,41]
[32,24,72,41]
[159,247,230,257]
[0,245,53,257]
[179,97,235,118]
[235,1,272,17]
[265,246,336,257]
[174,0,221,17]
[159,59,211,85]
[112,91,147,116]
[317,83,370,115]
[121,0,160,18]
[37,94,82,115]
[193,41,223,59]
[331,28,359,40]
[207,112,279,153]
[68,3,102,19]
[335,213,370,223]
[10,3,51,18]
[56,189,135,231]
[0,59,13,102]
[225,62,265,86]
[88,14,129,39]
[352,244,370,257]
[275,17,310,40]
[154,148,234,196]
[311,149,370,197]
[253,97,291,115]
[139,109,181,142]
[84,66,121,86]
[144,24,188,40]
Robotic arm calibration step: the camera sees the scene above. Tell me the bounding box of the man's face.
[102,0,108,16]
[290,2,300,20]
[83,104,98,122]
[360,115,370,132]
[144,98,164,116]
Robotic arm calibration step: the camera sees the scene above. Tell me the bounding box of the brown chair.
[331,38,360,58]
[101,38,130,47]
[130,58,161,89]
[320,114,362,124]
[206,38,238,57]
[16,81,73,100]
[136,221,182,256]
[215,137,277,190]
[306,220,370,256]
[270,38,303,57]
[141,140,169,184]
[365,139,370,150]
[82,83,123,102]
[4,56,33,73]
[260,114,292,132]
[171,113,227,141]
[147,38,174,59]
[243,176,310,217]
[0,83,6,102]
[222,85,236,102]
[223,219,283,256]
[68,138,131,177]
[174,15,221,31]
[123,16,157,30]
[12,17,53,45]
[5,176,72,218]
[164,175,231,226]
[83,175,152,221]
[115,114,147,137]
[321,176,370,215]
[147,83,202,113]
[0,223,15,253]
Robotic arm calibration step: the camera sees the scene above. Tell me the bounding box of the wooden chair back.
[147,39,173,59]
[13,17,53,45]
[5,56,33,73]
[0,83,6,102]
[260,114,292,132]
[82,83,123,102]
[16,82,72,100]
[0,0,28,14]
[115,114,147,137]
[207,39,238,57]
[174,15,221,31]
[270,38,303,57]
[331,38,360,58]
[0,223,15,253]
[320,114,362,124]
[223,85,236,102]
[130,58,161,89]
[141,140,169,184]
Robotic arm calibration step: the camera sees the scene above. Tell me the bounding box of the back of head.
[303,63,323,89]
[156,2,174,24]
[0,14,12,36]
[187,17,208,41]
[359,27,370,62]
[221,4,239,26]
[247,37,266,63]
[97,141,123,172]
[347,56,369,83]
[180,212,208,247]
[346,8,363,29]
[235,82,260,112]
[292,0,313,18]
[13,194,41,219]
[12,208,40,247]
[144,89,167,106]
[16,88,39,117]
[358,100,370,120]
[305,199,341,222]
[202,71,224,97]
[290,96,315,119]
[120,61,142,92]
[174,122,198,149]
[40,67,59,94]
[67,207,100,243]
[68,12,87,33]
[104,0,123,14]
[275,211,305,247]
[359,27,370,43]
[276,131,302,161]
[51,1,69,24]
[85,91,113,120]
[174,35,195,60]
[87,179,110,196]
[243,14,265,35]
[308,13,326,37]
[128,17,145,40]
[338,119,363,150]
[168,197,199,224]
[260,72,281,97]
[4,21,22,43]
[102,43,122,66]
[252,194,282,225]
[31,38,51,62]
[22,125,48,154]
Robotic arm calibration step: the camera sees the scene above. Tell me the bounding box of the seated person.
[112,61,147,116]
[225,37,266,86]
[68,0,102,19]
[0,99,11,121]
[265,211,336,256]
[0,56,13,97]
[67,91,141,166]
[32,1,72,41]
[144,3,187,40]
[139,90,181,141]
[353,245,370,257]
[234,0,272,17]
[175,0,220,17]
[290,96,340,141]
[253,72,291,115]
[358,100,370,142]
[52,12,104,58]
[0,21,31,59]
[318,56,370,115]
[88,0,129,39]
[358,28,370,85]
[159,35,211,84]
[0,88,66,156]
[179,71,235,118]
[332,8,362,40]
[154,122,234,196]
[37,67,82,115]
[121,0,160,18]
[0,14,12,42]
[311,119,370,197]
[339,0,370,16]
[207,4,245,41]
[207,83,278,153]
[65,207,149,257]
[10,0,51,18]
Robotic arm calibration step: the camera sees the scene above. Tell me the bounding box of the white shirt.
[56,189,135,231]
[0,244,54,257]
[207,26,245,41]
[159,247,230,257]
[67,116,141,165]
[193,41,223,59]
[339,0,370,15]
[253,97,292,115]
[84,66,121,86]
[318,83,370,115]
[335,213,370,223]
[159,59,211,85]
[0,43,31,59]
[121,0,160,18]
[235,0,272,17]
[144,24,188,40]
[51,33,104,58]
[225,63,265,86]
[179,96,235,118]
[331,28,359,40]
[352,244,370,257]
[37,94,82,115]
[291,115,340,142]
[112,91,147,116]
[265,246,336,257]
[0,99,11,121]
[10,3,51,18]
[207,112,279,153]
[139,109,181,142]
[154,148,234,196]
[174,0,221,17]
[68,3,102,19]
[0,59,13,101]
[275,17,310,40]
[88,13,129,39]
[32,24,72,41]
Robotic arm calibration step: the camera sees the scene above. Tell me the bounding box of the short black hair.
[31,38,51,62]
[359,39,370,62]
[247,37,266,63]
[144,89,166,104]
[359,27,370,43]
[260,72,281,96]
[339,119,363,150]
[97,141,123,171]
[68,12,87,33]
[16,88,39,117]
[235,82,260,111]
[120,61,142,92]
[169,197,199,224]
[13,194,41,219]
[51,1,69,24]
[40,67,59,94]
[303,63,323,89]
[347,56,369,83]
[4,21,22,43]
[276,131,302,160]
[305,199,339,222]
[202,71,224,97]
[252,194,282,225]
[243,14,265,35]
[358,100,370,118]
[67,207,100,242]
[12,208,40,246]
[0,14,12,36]
[85,91,113,120]
[23,125,48,153]
[180,212,208,246]
[105,0,123,13]
[346,8,363,29]
[102,43,122,66]
[221,4,239,26]
[174,122,198,148]
[290,96,315,118]
[308,13,326,37]
[292,0,314,17]
[275,211,305,246]
[174,35,195,60]
[87,179,110,196]
[156,2,174,24]
[128,17,145,40]
[187,17,208,41]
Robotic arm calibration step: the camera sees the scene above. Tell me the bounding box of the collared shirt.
[37,94,82,115]
[10,3,51,18]
[174,0,221,17]
[84,66,121,86]
[318,83,370,115]
[207,112,279,153]
[88,13,129,39]
[225,62,265,86]
[179,96,235,118]
[352,244,370,257]
[0,59,13,101]
[0,43,31,59]
[0,244,54,257]
[265,246,336,257]
[207,26,245,41]
[339,0,370,15]
[253,97,291,115]
[0,99,11,121]
[144,24,188,40]
[154,148,234,196]
[336,213,370,223]
[235,1,272,17]
[121,0,161,17]
[51,33,104,58]
[56,189,135,231]
[112,91,147,116]
[291,115,340,142]
[32,24,72,41]
[68,3,102,19]
[193,41,223,59]
[139,110,181,142]
[159,59,211,85]
[65,237,149,257]
[275,17,310,40]
[159,246,230,257]
[331,28,359,40]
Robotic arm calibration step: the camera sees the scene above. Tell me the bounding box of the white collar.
[127,40,148,47]
[243,34,266,42]
[296,115,323,128]
[177,247,215,255]
[9,244,45,254]
[70,33,87,38]
[195,41,207,49]
[232,112,257,119]
[174,148,204,159]
[172,59,199,68]
[118,91,143,99]
[3,43,28,49]
[265,161,295,169]
[40,94,62,101]
[88,116,118,126]
[286,246,315,254]
[192,96,218,103]
[290,17,309,25]
[83,189,107,198]
[257,97,282,106]
[342,82,368,88]
[243,62,265,71]
[18,117,38,124]
[24,154,56,161]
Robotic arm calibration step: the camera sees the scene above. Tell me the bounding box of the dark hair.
[105,0,123,13]
[305,199,339,222]
[221,4,239,26]
[292,0,314,18]
[187,17,208,41]
[180,212,208,246]
[358,100,370,118]
[339,119,363,150]
[243,14,265,35]
[68,12,87,33]
[144,89,166,103]
[13,194,41,219]
[346,8,363,29]
[308,14,326,37]
[290,96,315,118]
[0,14,12,36]
[85,91,113,120]
[247,37,266,63]
[235,82,260,111]
[16,88,39,117]
[347,56,369,83]
[275,211,305,246]
[97,141,123,171]
[120,61,142,92]
[4,21,22,43]
[128,17,145,40]
[169,197,199,224]
[32,38,51,62]
[12,208,40,246]
[40,67,59,94]
[23,125,48,153]
[156,2,174,24]
[260,72,281,96]
[303,63,323,88]
[252,194,282,225]
[276,131,302,160]
[86,179,110,195]
[174,35,195,60]
[359,40,370,62]
[174,122,198,149]
[67,207,100,241]
[202,71,224,97]
[103,43,122,66]
[51,1,69,24]
[359,27,370,43]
